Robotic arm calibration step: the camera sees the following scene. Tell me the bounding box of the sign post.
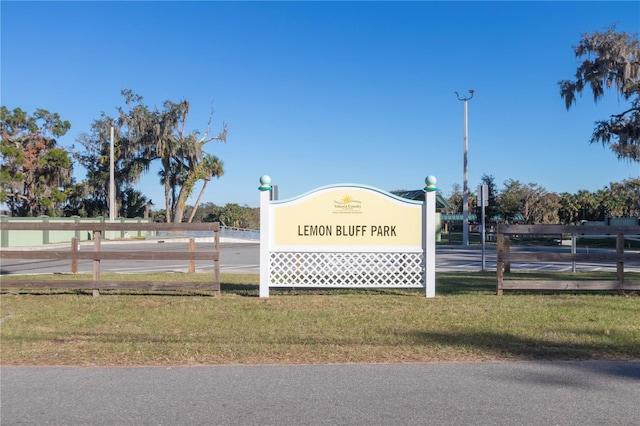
[424,176,438,298]
[258,175,273,298]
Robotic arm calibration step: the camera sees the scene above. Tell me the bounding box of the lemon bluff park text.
[297,225,397,237]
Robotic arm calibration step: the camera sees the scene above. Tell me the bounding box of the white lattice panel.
[269,251,424,287]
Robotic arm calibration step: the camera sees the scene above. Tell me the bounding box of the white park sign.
[258,175,438,298]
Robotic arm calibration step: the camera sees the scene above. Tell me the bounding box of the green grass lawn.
[1,272,638,366]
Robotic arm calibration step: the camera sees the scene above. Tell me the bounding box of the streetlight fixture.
[455,89,474,246]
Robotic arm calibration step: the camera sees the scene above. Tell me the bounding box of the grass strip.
[1,272,639,365]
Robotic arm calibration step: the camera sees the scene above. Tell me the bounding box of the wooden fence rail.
[0,222,220,296]
[496,224,640,295]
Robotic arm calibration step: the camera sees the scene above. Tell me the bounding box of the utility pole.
[455,89,474,246]
[109,126,115,240]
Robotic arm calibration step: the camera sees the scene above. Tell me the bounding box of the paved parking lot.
[1,241,638,275]
[435,245,640,273]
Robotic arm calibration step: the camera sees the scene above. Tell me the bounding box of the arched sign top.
[271,183,424,206]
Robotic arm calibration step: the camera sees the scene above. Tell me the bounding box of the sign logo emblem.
[333,195,362,214]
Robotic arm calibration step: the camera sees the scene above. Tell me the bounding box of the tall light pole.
[455,89,474,246]
[109,126,115,240]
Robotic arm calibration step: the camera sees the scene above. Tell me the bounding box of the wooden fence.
[0,222,220,296]
[497,224,640,295]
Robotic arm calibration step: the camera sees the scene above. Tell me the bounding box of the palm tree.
[187,154,224,223]
[172,122,227,223]
[171,133,203,223]
[559,192,579,224]
[152,100,227,223]
[575,190,598,222]
[153,101,187,223]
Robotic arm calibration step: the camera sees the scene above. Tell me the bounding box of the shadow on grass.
[404,329,640,368]
[6,328,638,379]
[220,282,259,296]
[219,272,498,297]
[435,272,496,295]
[179,271,639,297]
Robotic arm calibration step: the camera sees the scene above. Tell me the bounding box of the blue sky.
[2,1,639,208]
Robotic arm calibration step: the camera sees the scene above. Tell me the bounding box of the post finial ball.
[258,175,272,191]
[424,175,438,192]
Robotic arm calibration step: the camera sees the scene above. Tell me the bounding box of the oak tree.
[559,27,640,161]
[0,107,73,216]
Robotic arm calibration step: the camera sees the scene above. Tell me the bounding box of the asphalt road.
[1,241,638,275]
[2,361,639,425]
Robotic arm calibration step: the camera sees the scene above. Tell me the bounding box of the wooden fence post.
[504,235,511,273]
[93,230,101,297]
[496,229,504,295]
[617,232,624,294]
[71,237,78,274]
[189,238,196,273]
